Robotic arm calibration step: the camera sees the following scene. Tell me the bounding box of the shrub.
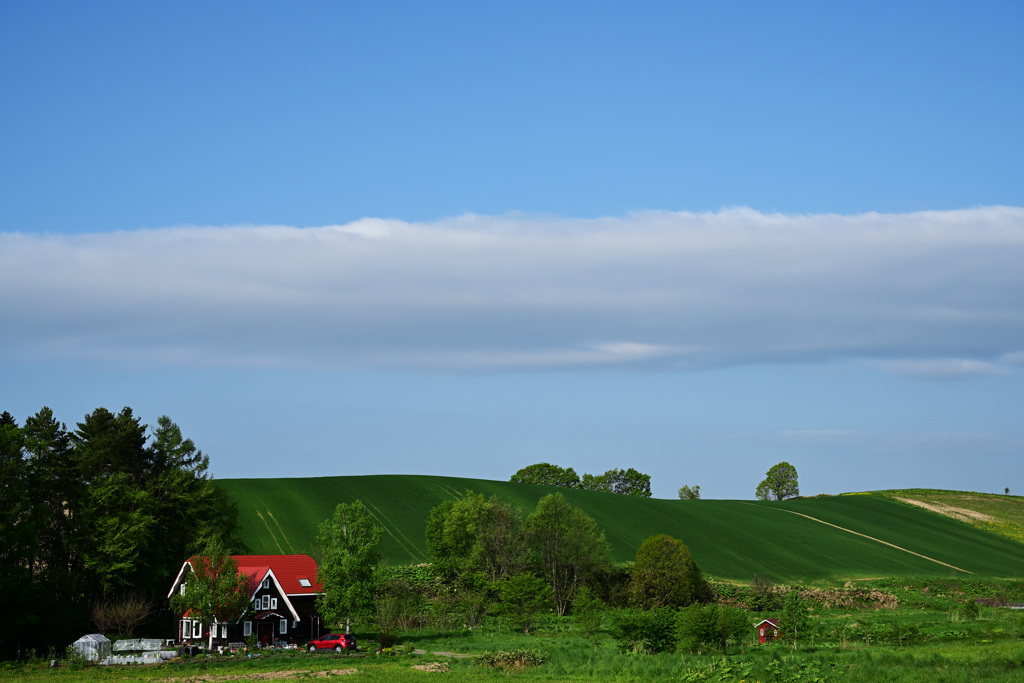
[572,585,606,637]
[477,649,549,668]
[678,604,727,653]
[611,607,677,653]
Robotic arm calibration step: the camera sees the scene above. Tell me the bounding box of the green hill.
[215,475,1024,584]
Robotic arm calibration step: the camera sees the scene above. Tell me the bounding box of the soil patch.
[894,497,995,523]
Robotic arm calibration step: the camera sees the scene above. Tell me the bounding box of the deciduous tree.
[510,463,581,488]
[755,462,800,501]
[495,573,552,634]
[629,534,710,609]
[169,543,252,650]
[425,492,527,584]
[314,501,383,632]
[526,493,610,615]
[678,485,700,500]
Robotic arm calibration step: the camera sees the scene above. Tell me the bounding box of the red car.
[307,633,357,652]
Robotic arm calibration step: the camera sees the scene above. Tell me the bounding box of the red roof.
[230,555,322,595]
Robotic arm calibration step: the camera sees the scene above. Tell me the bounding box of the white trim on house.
[252,568,301,622]
[167,561,195,598]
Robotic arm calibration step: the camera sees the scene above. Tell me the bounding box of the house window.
[298,578,311,587]
[193,620,201,637]
[221,623,229,638]
[271,598,278,609]
[262,578,270,589]
[244,621,252,636]
[182,620,192,639]
[180,582,187,595]
[280,619,287,634]
[262,595,270,610]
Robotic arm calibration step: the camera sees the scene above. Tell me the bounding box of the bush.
[678,604,725,653]
[611,607,677,653]
[477,649,549,668]
[572,585,606,637]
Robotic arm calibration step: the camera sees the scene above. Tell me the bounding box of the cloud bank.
[3,206,1023,372]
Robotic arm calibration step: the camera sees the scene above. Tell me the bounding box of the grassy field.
[872,489,1024,545]
[216,475,1024,582]
[7,597,1024,682]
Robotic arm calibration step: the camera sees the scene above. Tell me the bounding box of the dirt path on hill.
[760,505,974,574]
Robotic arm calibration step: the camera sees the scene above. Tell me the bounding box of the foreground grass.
[5,641,1023,682]
[7,604,1024,682]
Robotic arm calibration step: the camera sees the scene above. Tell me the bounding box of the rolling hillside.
[215,475,1024,584]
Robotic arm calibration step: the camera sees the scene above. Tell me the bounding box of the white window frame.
[262,578,270,589]
[192,620,201,638]
[280,619,287,634]
[182,620,192,639]
[262,595,270,610]
[180,582,187,595]
[244,621,252,636]
[271,598,277,609]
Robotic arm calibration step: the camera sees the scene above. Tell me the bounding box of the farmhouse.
[168,554,324,647]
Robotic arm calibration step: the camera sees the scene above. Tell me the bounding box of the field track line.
[362,501,427,563]
[265,509,296,553]
[760,505,974,574]
[253,507,286,554]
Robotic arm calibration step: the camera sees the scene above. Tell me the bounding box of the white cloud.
[2,206,1023,371]
[872,358,1011,378]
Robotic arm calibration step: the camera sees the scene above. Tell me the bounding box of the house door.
[258,621,275,647]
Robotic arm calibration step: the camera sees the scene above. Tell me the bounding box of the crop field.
[216,476,1024,582]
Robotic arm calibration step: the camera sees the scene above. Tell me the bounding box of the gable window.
[261,578,270,589]
[180,582,187,595]
[280,619,287,634]
[271,598,278,609]
[262,595,270,610]
[243,621,252,636]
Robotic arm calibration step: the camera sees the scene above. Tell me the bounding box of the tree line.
[0,407,243,659]
[510,462,652,496]
[306,491,716,643]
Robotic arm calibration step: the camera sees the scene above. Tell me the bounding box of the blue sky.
[2,1,1022,499]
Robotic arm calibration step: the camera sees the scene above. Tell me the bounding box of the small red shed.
[755,618,781,643]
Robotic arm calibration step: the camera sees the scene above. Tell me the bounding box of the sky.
[2,1,1022,499]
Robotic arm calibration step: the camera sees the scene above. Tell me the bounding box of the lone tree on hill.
[678,485,700,500]
[755,462,799,501]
